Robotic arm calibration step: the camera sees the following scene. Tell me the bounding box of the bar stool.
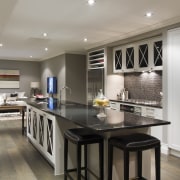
[64,128,104,180]
[108,133,161,180]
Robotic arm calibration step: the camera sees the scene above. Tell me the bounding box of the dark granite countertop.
[110,99,162,108]
[26,98,169,132]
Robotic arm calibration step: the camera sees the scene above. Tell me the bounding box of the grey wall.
[66,54,86,104]
[40,54,66,98]
[40,53,86,104]
[0,60,41,97]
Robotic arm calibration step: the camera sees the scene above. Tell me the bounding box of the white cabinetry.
[113,46,124,73]
[109,101,163,120]
[167,27,180,151]
[26,105,60,175]
[113,36,163,73]
[137,40,150,72]
[151,37,163,71]
[109,101,121,111]
[88,48,105,70]
[113,44,137,73]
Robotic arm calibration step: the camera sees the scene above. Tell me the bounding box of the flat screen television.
[47,77,57,94]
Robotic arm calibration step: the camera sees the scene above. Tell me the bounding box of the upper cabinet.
[88,48,105,70]
[113,44,137,73]
[113,36,163,73]
[113,46,124,73]
[138,41,149,71]
[152,37,163,70]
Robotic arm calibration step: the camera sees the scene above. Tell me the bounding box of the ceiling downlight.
[88,0,95,6]
[145,12,153,17]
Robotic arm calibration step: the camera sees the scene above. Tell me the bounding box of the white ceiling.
[0,0,180,61]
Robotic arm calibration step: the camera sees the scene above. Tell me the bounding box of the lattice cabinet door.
[45,113,55,163]
[26,105,33,138]
[138,42,149,71]
[113,46,125,73]
[39,114,45,148]
[152,37,163,70]
[124,44,138,72]
[32,111,38,140]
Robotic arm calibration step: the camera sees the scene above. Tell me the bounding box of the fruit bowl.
[93,89,109,118]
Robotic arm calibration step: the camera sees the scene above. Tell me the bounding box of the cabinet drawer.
[110,101,120,111]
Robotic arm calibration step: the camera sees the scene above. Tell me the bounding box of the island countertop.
[26,99,170,132]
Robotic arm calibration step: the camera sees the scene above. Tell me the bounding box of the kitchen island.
[26,99,170,179]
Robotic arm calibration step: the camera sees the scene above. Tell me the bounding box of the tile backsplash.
[124,71,162,101]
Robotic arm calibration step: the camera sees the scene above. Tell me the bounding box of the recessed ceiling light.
[84,38,87,42]
[43,32,47,37]
[88,0,95,6]
[145,12,153,17]
[0,43,3,47]
[45,47,48,51]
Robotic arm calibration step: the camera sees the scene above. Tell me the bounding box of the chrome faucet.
[59,86,72,104]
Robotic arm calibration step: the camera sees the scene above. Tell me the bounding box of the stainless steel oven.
[120,104,142,115]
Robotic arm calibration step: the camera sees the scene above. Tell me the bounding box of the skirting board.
[169,148,180,158]
[161,143,180,157]
[161,143,170,155]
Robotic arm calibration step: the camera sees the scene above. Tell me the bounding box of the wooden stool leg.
[64,137,68,180]
[77,144,81,180]
[108,143,113,180]
[99,140,104,180]
[84,144,88,180]
[137,151,142,178]
[124,150,129,180]
[155,145,161,180]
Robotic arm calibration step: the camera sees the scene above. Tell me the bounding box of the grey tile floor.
[0,119,180,180]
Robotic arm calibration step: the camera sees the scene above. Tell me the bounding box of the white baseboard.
[161,143,170,155]
[160,143,180,157]
[169,148,180,158]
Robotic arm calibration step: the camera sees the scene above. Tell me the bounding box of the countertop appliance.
[87,69,104,105]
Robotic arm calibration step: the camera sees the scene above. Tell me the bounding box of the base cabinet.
[26,105,60,175]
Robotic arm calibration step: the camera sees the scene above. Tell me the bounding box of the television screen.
[47,77,57,94]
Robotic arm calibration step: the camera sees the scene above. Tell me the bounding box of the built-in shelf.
[88,48,105,69]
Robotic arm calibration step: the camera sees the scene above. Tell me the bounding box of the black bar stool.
[108,133,161,180]
[64,128,104,180]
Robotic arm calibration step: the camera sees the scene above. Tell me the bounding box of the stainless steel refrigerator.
[87,69,104,105]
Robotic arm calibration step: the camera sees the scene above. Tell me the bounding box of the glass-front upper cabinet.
[113,36,163,73]
[152,37,163,70]
[137,41,150,71]
[113,46,125,73]
[124,44,138,72]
